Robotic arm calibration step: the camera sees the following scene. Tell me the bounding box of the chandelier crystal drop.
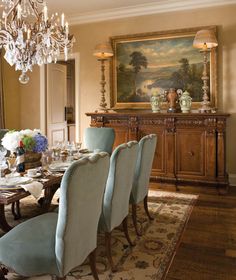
[0,0,75,84]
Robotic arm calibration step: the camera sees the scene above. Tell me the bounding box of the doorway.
[39,53,80,146]
[57,59,76,143]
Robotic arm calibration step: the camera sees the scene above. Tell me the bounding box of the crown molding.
[69,0,236,25]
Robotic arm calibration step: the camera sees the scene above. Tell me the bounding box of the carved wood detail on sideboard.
[86,112,230,187]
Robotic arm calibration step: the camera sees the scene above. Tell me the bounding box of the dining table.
[0,172,63,233]
[0,151,94,233]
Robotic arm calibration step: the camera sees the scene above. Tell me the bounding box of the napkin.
[20,181,44,199]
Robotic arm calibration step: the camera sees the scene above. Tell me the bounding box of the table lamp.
[193,29,218,113]
[93,43,114,112]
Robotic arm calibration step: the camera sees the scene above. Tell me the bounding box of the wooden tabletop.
[0,174,63,205]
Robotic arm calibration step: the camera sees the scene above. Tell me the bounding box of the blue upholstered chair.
[84,127,115,154]
[0,153,110,280]
[130,134,157,236]
[99,141,138,271]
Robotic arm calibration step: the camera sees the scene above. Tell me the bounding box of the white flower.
[19,129,36,137]
[1,129,44,152]
[33,129,41,135]
[1,131,21,152]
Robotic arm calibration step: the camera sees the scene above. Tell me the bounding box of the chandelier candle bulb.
[64,46,68,60]
[61,13,65,27]
[43,5,48,22]
[27,29,31,40]
[17,4,21,20]
[65,22,69,36]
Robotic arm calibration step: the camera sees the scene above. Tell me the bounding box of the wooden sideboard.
[86,112,230,187]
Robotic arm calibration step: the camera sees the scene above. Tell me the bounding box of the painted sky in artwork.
[116,35,203,70]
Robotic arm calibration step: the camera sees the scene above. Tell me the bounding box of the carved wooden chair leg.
[105,232,117,272]
[122,217,135,247]
[132,204,142,236]
[0,265,8,280]
[88,248,99,280]
[144,196,154,221]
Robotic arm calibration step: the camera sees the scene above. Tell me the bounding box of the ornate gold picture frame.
[110,26,217,110]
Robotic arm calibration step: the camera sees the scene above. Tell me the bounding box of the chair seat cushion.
[0,213,59,277]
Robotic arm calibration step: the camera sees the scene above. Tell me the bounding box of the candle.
[27,29,31,40]
[17,4,21,20]
[64,46,68,61]
[43,5,48,22]
[61,13,64,27]
[65,22,69,36]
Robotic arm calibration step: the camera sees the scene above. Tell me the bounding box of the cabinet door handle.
[188,151,194,157]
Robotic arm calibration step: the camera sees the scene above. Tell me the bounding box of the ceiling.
[44,0,236,25]
[3,0,236,25]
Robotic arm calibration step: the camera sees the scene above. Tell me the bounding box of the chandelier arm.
[34,0,44,4]
[28,0,41,19]
[5,0,21,20]
[0,30,14,43]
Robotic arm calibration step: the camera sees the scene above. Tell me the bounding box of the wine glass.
[7,155,17,177]
[52,141,61,161]
[66,141,73,156]
[76,142,82,151]
[41,150,53,169]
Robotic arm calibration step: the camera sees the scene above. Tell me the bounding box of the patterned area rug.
[2,190,198,280]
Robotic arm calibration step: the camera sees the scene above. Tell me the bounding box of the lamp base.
[198,105,212,113]
[199,96,212,113]
[199,108,212,113]
[95,107,110,113]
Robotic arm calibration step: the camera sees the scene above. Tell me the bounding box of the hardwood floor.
[150,183,236,280]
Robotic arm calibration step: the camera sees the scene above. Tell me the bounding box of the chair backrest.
[84,127,115,154]
[100,141,138,232]
[130,134,157,204]
[55,152,110,276]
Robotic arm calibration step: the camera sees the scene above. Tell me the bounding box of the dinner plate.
[79,149,90,154]
[49,162,71,172]
[0,177,33,190]
[26,173,41,178]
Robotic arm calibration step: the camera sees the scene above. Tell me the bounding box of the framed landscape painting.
[110,26,217,110]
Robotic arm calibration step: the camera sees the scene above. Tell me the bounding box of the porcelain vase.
[150,95,161,113]
[179,90,192,113]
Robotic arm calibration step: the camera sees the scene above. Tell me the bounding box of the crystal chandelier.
[0,0,75,84]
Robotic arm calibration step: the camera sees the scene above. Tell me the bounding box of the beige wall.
[2,60,20,129]
[3,4,236,176]
[70,4,236,176]
[3,63,40,130]
[19,66,40,130]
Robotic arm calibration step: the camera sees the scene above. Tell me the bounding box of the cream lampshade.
[193,29,218,49]
[93,43,114,59]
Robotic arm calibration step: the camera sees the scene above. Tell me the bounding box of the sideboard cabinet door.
[176,129,206,178]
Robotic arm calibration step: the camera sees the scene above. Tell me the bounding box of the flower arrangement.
[1,129,48,153]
